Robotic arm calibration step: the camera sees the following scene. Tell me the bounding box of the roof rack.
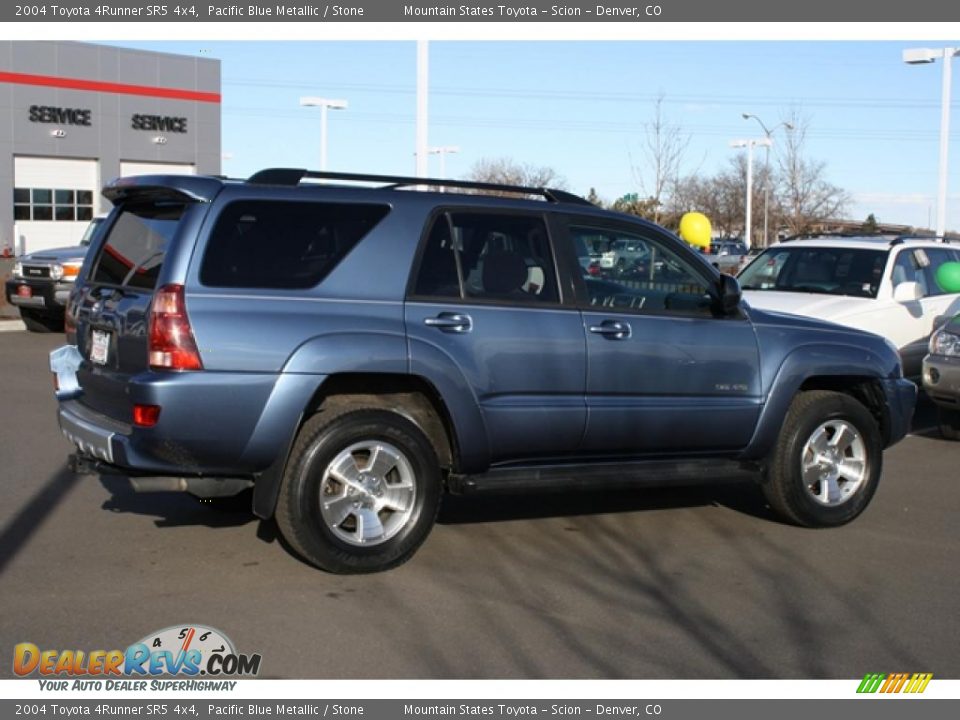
[888,234,960,246]
[245,168,594,206]
[779,231,896,242]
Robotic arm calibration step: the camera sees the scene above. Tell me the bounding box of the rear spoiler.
[102,175,226,205]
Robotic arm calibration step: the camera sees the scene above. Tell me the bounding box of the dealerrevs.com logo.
[14,624,261,688]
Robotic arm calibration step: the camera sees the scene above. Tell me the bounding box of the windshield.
[79,217,103,247]
[738,246,888,298]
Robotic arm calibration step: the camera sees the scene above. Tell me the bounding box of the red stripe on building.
[0,70,220,103]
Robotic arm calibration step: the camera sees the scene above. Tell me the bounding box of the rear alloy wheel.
[275,408,441,573]
[763,390,882,527]
[937,407,960,441]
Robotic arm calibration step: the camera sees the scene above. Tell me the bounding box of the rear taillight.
[148,284,203,371]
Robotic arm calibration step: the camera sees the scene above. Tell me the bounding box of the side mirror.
[716,273,742,315]
[893,281,923,303]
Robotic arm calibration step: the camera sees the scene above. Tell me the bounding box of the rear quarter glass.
[198,200,391,290]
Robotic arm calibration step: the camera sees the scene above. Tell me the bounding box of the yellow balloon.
[678,212,712,249]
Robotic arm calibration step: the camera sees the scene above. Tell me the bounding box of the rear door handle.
[424,312,473,333]
[588,320,632,339]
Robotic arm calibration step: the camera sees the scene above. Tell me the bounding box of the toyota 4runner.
[51,170,917,573]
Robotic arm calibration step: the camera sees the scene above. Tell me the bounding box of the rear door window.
[200,200,390,289]
[412,212,559,304]
[89,203,186,291]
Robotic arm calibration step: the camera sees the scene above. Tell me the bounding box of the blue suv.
[51,169,917,573]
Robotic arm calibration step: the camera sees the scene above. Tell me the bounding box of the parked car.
[50,170,916,574]
[922,314,960,439]
[599,237,649,270]
[738,236,960,379]
[4,217,103,332]
[706,240,747,274]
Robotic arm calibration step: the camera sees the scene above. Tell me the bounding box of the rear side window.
[200,200,390,289]
[90,203,186,291]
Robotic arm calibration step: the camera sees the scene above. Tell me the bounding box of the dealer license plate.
[16,285,32,298]
[90,329,110,366]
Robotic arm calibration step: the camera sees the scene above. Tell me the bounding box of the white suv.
[738,236,960,379]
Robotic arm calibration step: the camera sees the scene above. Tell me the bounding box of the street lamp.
[730,137,772,249]
[903,46,959,237]
[299,96,348,171]
[742,113,794,247]
[428,145,460,178]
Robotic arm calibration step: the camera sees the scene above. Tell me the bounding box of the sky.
[106,39,960,231]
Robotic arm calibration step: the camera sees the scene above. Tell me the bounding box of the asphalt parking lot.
[1,330,958,680]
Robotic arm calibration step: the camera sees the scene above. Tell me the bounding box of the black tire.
[19,308,64,333]
[762,390,882,528]
[938,407,960,441]
[275,408,441,574]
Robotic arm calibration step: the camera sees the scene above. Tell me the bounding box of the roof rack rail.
[888,234,959,246]
[245,168,594,206]
[779,231,894,242]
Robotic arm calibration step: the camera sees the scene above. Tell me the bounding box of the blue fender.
[741,341,895,461]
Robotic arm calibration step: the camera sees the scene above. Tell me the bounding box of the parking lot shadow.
[0,467,80,575]
[98,475,259,530]
[438,480,774,527]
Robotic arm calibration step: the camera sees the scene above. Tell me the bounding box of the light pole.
[742,114,793,247]
[299,97,348,171]
[730,138,772,249]
[429,145,460,178]
[416,40,429,178]
[904,47,959,237]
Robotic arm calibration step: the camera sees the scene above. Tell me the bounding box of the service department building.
[1,41,221,254]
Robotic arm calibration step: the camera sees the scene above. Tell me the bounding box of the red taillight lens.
[133,404,162,428]
[148,284,203,371]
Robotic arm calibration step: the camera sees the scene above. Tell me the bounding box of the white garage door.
[14,157,99,255]
[120,162,196,177]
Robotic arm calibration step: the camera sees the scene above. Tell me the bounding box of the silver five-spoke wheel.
[319,441,417,546]
[800,419,867,507]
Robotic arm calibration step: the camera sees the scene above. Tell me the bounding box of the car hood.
[742,289,873,322]
[21,245,89,263]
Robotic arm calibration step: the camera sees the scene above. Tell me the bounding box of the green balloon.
[936,262,960,293]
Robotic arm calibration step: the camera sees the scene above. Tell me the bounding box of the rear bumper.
[58,400,127,464]
[51,344,321,478]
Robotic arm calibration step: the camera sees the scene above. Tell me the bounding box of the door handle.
[424,313,473,333]
[588,320,631,339]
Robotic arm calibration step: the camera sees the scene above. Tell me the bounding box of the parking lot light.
[742,114,794,247]
[300,97,349,171]
[730,137,772,250]
[903,46,959,237]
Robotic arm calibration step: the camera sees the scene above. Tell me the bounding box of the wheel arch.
[742,343,896,461]
[253,371,463,519]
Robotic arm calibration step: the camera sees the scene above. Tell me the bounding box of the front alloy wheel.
[800,420,868,507]
[763,390,882,527]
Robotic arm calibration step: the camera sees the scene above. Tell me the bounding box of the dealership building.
[0,41,221,255]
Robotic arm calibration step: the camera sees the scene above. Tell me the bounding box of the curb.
[0,319,26,333]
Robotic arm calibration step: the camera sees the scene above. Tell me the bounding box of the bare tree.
[466,157,567,195]
[774,110,849,236]
[631,93,690,224]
